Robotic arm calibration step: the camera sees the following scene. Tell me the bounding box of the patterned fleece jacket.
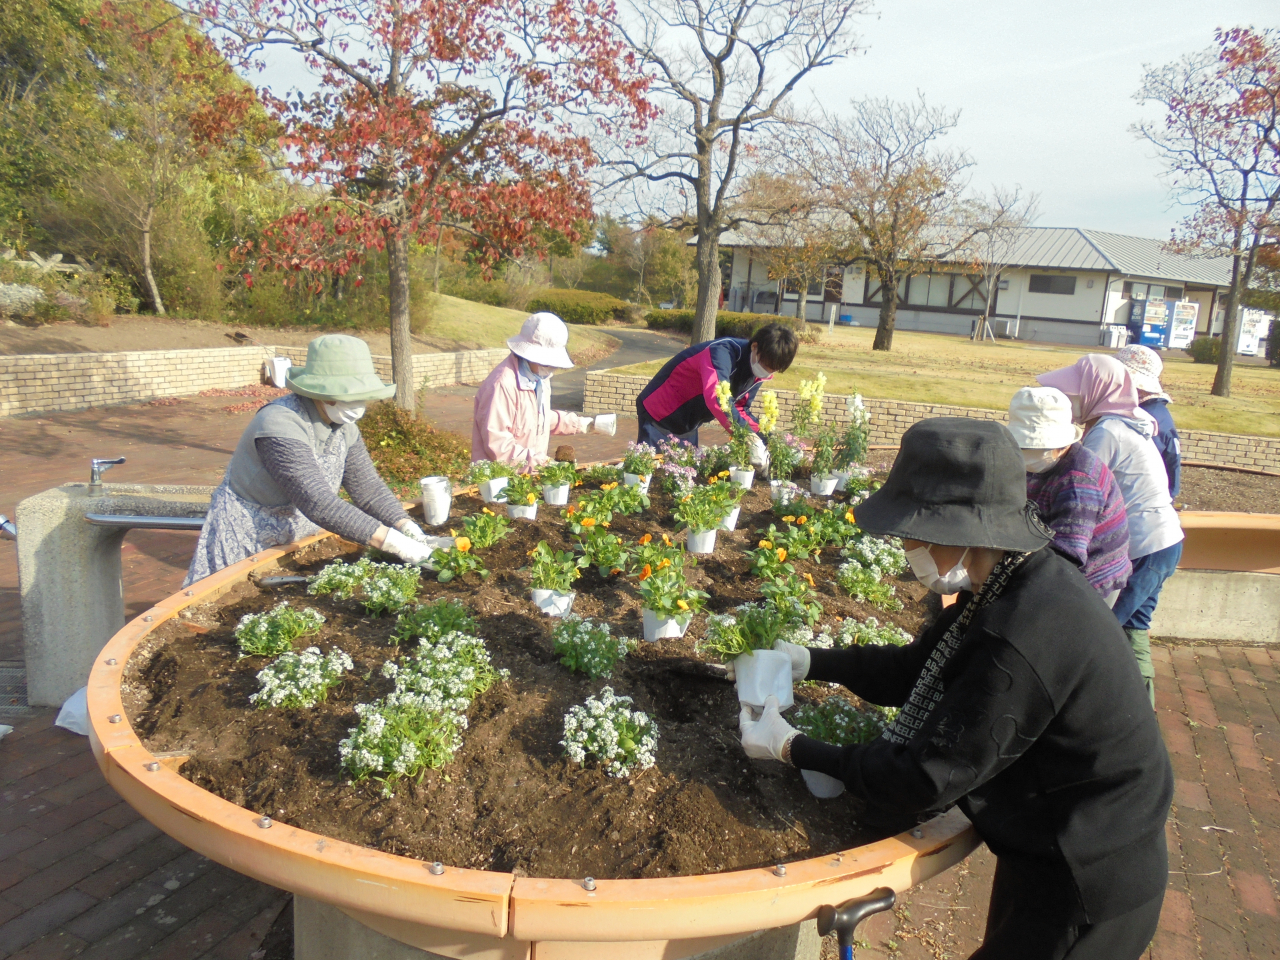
[636,337,769,436]
[1025,442,1132,595]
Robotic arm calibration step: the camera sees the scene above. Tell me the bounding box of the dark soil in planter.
[125,481,940,881]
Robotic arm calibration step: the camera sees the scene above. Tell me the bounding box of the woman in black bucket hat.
[741,418,1172,959]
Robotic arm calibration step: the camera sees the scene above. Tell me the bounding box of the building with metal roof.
[720,226,1241,349]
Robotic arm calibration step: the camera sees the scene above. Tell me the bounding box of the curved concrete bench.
[87,534,980,960]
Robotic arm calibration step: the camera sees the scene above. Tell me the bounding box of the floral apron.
[184,395,349,586]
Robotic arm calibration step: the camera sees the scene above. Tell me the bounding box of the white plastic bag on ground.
[0,724,13,742]
[55,686,90,736]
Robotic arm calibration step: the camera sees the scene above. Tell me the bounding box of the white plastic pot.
[801,769,846,798]
[642,608,690,642]
[531,589,575,617]
[542,483,571,506]
[729,467,755,490]
[832,470,852,493]
[623,472,651,495]
[507,503,538,520]
[769,480,795,502]
[810,474,839,496]
[419,476,452,526]
[593,413,618,436]
[719,506,741,532]
[733,649,794,710]
[479,477,510,503]
[686,528,718,554]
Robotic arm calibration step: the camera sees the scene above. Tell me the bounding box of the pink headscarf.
[1036,354,1145,423]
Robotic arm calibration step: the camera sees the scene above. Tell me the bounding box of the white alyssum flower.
[307,558,374,599]
[841,535,907,577]
[251,647,352,709]
[814,616,913,649]
[561,686,658,778]
[552,616,633,679]
[234,603,325,657]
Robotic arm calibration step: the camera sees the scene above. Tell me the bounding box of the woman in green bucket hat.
[184,335,446,585]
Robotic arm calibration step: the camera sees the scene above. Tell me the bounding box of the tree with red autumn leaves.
[1136,27,1279,398]
[179,0,653,411]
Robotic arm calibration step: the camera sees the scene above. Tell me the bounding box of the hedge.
[526,290,630,325]
[1184,336,1220,364]
[645,309,816,342]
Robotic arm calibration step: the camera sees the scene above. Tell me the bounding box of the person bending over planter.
[472,313,616,472]
[1007,386,1131,604]
[739,418,1172,960]
[634,322,798,464]
[185,335,443,585]
[1038,354,1183,706]
[1115,344,1181,498]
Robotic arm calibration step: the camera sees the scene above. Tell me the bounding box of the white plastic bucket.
[479,477,509,503]
[530,589,575,617]
[419,476,452,526]
[593,413,617,436]
[801,769,846,798]
[730,467,755,490]
[811,475,839,496]
[686,528,718,554]
[733,649,794,710]
[543,483,571,506]
[264,356,292,388]
[623,473,651,495]
[832,470,851,493]
[642,608,690,642]
[719,506,741,532]
[508,503,538,520]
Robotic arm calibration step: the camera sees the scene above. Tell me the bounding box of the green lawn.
[609,325,1280,438]
[420,295,618,361]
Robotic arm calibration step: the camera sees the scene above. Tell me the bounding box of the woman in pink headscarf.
[1038,354,1183,707]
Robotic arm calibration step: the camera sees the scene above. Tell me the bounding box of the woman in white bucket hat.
[1115,344,1180,497]
[1007,387,1131,604]
[471,312,617,470]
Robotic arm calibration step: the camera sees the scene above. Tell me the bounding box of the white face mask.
[321,400,367,424]
[749,345,772,381]
[905,544,972,595]
[1069,396,1084,422]
[1023,449,1063,474]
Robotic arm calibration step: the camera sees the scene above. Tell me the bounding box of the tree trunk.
[141,206,164,315]
[872,276,897,351]
[1212,235,1262,398]
[795,281,804,319]
[386,229,416,414]
[692,230,720,344]
[432,230,444,294]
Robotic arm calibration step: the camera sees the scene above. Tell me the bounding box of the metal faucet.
[0,514,15,541]
[88,457,126,492]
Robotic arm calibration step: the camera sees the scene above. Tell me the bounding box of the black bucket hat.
[856,418,1053,552]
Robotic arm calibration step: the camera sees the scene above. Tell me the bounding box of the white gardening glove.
[773,640,811,682]
[739,696,800,762]
[381,527,437,565]
[748,433,770,471]
[395,519,427,542]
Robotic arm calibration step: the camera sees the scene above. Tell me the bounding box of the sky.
[803,0,1277,239]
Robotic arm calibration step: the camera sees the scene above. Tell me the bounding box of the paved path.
[2,355,1278,958]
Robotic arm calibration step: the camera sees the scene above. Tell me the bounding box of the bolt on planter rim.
[85,528,986,952]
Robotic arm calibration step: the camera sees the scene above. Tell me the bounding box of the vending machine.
[1128,299,1170,348]
[1166,301,1198,350]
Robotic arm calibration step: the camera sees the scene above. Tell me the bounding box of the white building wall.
[991,268,1107,324]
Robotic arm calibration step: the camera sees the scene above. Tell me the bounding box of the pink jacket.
[471,354,589,470]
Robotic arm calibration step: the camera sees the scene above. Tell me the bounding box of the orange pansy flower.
[581,517,597,527]
[639,534,652,545]
[455,537,472,553]
[776,548,787,562]
[639,564,652,580]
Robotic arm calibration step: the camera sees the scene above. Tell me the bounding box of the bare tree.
[738,173,840,319]
[1135,27,1280,397]
[600,0,868,344]
[785,95,974,351]
[963,185,1039,340]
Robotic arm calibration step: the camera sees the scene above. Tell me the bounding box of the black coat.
[791,548,1173,922]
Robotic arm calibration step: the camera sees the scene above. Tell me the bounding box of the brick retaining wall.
[0,346,509,418]
[583,370,1280,472]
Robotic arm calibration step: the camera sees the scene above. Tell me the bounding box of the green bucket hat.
[285,335,396,402]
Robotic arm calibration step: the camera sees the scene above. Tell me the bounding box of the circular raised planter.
[87,533,979,960]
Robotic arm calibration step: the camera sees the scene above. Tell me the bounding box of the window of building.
[1122,281,1184,300]
[1028,274,1076,295]
[951,274,989,311]
[866,271,907,304]
[906,273,952,307]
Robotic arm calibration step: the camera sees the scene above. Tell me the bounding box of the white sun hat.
[1007,386,1084,450]
[506,312,574,369]
[1114,344,1171,401]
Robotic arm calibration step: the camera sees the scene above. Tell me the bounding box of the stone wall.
[583,370,1280,472]
[0,346,509,418]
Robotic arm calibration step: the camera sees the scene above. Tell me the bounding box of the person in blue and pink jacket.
[634,323,798,462]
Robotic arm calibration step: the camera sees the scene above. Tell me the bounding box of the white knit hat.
[506,313,574,368]
[1007,387,1084,449]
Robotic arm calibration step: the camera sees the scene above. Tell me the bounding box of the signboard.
[1167,301,1198,350]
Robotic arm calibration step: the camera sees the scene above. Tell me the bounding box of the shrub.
[234,602,325,657]
[526,289,629,325]
[361,402,472,486]
[1184,336,1220,364]
[645,309,815,343]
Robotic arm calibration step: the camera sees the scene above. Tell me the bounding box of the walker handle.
[817,887,896,950]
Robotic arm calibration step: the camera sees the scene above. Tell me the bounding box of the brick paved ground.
[3,385,1279,958]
